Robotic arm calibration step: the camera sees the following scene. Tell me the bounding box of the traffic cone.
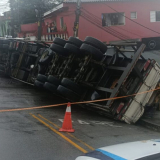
[59,102,75,132]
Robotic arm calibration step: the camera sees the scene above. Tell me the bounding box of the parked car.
[76,139,160,160]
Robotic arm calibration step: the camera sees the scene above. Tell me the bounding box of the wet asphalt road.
[0,72,159,160]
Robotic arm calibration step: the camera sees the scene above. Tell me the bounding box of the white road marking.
[78,120,90,124]
[90,121,114,125]
[59,119,74,123]
[58,119,122,127]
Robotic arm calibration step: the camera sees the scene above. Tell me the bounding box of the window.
[131,12,137,19]
[102,12,125,26]
[60,17,64,29]
[150,11,160,22]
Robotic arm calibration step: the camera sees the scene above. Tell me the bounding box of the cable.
[81,13,128,41]
[81,11,131,41]
[0,86,159,113]
[114,26,143,38]
[81,12,129,40]
[82,7,142,38]
[81,8,132,40]
[102,2,160,36]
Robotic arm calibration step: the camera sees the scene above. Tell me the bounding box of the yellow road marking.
[30,113,88,153]
[38,114,95,151]
[0,87,159,113]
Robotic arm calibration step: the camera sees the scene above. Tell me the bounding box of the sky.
[0,0,10,15]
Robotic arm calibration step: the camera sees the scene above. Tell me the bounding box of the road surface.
[0,72,159,160]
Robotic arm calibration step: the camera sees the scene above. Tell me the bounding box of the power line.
[81,9,131,41]
[81,7,142,38]
[102,2,160,36]
[81,8,131,40]
[81,14,129,40]
[81,12,128,41]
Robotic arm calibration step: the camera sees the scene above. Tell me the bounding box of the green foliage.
[10,0,60,24]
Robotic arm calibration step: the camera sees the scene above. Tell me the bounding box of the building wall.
[21,23,38,32]
[44,9,75,34]
[0,20,11,37]
[61,0,160,42]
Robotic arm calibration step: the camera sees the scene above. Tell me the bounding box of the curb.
[139,119,160,132]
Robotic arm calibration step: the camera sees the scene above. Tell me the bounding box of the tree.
[10,0,62,25]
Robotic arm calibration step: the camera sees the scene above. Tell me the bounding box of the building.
[19,0,160,43]
[18,23,38,40]
[0,11,11,37]
[43,0,160,43]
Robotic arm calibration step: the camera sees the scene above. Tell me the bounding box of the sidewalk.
[140,111,160,132]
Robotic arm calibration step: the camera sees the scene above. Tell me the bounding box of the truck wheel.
[47,75,61,86]
[64,43,81,55]
[44,82,57,93]
[37,48,46,57]
[10,52,19,68]
[37,74,47,83]
[57,85,79,101]
[68,37,83,48]
[0,40,3,44]
[3,44,9,49]
[3,40,10,44]
[34,80,44,88]
[84,36,107,53]
[53,38,66,47]
[61,78,82,95]
[80,43,103,61]
[50,44,68,57]
[39,48,54,64]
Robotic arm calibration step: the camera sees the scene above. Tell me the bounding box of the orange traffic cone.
[59,102,75,132]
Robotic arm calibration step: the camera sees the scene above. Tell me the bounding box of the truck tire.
[3,44,9,49]
[34,80,44,88]
[0,40,3,44]
[3,40,10,44]
[37,74,47,83]
[47,75,61,86]
[61,78,82,95]
[68,37,83,48]
[10,52,19,68]
[53,38,66,47]
[84,36,107,53]
[50,44,68,57]
[80,43,103,61]
[44,82,57,93]
[57,85,79,101]
[64,43,81,55]
[38,48,47,57]
[39,48,54,64]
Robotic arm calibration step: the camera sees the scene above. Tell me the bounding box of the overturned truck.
[0,37,160,124]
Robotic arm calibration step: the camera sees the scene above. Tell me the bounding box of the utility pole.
[37,12,42,41]
[73,0,81,38]
[35,6,42,41]
[10,0,15,38]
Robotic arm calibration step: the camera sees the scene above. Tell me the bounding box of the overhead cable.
[81,11,131,41]
[82,7,142,38]
[102,2,160,36]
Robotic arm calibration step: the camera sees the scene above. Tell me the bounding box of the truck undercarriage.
[0,37,160,124]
